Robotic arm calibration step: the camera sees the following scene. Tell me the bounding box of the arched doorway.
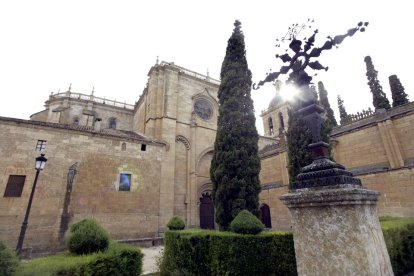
[199,193,214,229]
[260,204,272,229]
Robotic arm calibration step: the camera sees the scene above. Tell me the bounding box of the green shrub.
[166,215,185,230]
[68,218,110,255]
[0,240,19,276]
[16,242,143,276]
[381,221,414,276]
[230,210,264,235]
[161,229,297,275]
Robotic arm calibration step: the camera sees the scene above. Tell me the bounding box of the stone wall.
[32,92,135,131]
[258,102,414,231]
[135,62,221,230]
[0,117,164,254]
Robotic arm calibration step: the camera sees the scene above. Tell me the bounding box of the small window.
[109,118,117,129]
[73,118,79,126]
[119,173,131,191]
[36,140,47,151]
[141,144,146,151]
[268,118,274,136]
[121,142,126,151]
[4,175,26,197]
[279,112,285,130]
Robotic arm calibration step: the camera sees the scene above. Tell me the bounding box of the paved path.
[141,246,164,275]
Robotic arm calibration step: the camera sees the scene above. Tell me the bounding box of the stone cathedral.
[1,61,413,255]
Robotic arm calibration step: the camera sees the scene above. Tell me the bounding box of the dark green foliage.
[17,242,143,276]
[160,229,297,276]
[78,242,143,276]
[380,217,414,276]
[389,75,409,107]
[364,56,391,110]
[229,210,264,235]
[210,20,261,230]
[337,95,348,120]
[167,216,185,230]
[68,218,110,255]
[318,81,338,126]
[286,105,312,187]
[0,240,19,276]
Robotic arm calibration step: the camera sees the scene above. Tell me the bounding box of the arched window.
[108,118,117,129]
[278,112,285,130]
[121,142,126,151]
[268,117,274,135]
[260,204,272,228]
[73,117,79,126]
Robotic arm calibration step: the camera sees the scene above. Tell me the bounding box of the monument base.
[280,185,393,275]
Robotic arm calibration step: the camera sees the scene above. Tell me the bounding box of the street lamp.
[16,153,47,255]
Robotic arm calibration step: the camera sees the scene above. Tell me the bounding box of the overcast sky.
[1,1,412,134]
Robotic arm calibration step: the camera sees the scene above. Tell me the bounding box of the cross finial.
[91,87,94,95]
[156,56,159,65]
[68,83,72,92]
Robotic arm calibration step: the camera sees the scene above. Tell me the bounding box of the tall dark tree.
[286,102,312,188]
[389,74,409,107]
[364,56,391,110]
[337,95,348,120]
[318,81,338,126]
[210,20,261,230]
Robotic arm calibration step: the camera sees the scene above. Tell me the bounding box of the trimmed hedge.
[230,210,264,235]
[167,215,186,230]
[380,217,414,276]
[0,240,19,276]
[161,218,414,276]
[16,242,143,276]
[160,229,297,275]
[68,218,110,255]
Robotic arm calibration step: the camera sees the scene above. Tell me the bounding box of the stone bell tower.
[261,80,290,138]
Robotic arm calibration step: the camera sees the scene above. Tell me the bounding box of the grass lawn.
[379,216,414,230]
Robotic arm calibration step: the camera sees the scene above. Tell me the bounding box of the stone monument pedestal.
[280,185,393,275]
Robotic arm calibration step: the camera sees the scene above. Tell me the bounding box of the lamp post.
[16,153,47,255]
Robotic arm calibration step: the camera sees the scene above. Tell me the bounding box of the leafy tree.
[318,81,338,126]
[364,56,391,110]
[389,74,409,107]
[210,20,261,230]
[337,95,348,120]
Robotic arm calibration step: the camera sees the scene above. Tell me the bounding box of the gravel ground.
[141,246,164,275]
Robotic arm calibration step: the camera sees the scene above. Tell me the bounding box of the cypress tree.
[337,95,348,120]
[210,20,261,230]
[318,81,338,126]
[364,56,391,110]
[286,103,312,188]
[389,74,409,107]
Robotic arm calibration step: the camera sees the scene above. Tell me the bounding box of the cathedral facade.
[1,61,413,255]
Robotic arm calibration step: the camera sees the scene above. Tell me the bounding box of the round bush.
[230,210,264,235]
[167,216,185,230]
[0,240,19,276]
[68,218,110,255]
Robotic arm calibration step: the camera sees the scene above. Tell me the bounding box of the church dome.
[268,94,283,108]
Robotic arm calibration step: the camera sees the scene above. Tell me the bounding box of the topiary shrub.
[68,218,110,255]
[166,216,185,230]
[230,210,264,235]
[0,241,19,276]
